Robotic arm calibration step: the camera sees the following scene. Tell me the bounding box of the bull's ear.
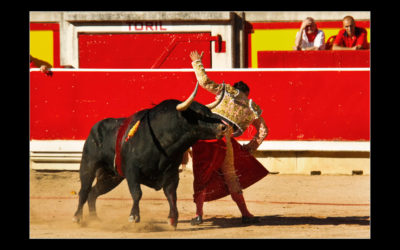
[176,81,199,111]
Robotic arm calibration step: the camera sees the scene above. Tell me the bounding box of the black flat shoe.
[242,216,260,224]
[191,215,203,225]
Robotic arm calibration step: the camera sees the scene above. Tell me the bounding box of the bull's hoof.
[72,216,81,224]
[190,215,203,225]
[128,215,140,223]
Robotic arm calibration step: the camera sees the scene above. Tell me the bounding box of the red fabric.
[333,27,368,48]
[306,30,318,43]
[114,115,134,177]
[231,192,253,217]
[192,138,269,202]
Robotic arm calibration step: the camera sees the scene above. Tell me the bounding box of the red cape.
[192,138,269,202]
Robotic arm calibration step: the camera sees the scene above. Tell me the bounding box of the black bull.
[73,83,227,228]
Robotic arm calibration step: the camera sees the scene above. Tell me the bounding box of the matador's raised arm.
[190,51,237,96]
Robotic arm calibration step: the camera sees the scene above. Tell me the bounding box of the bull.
[72,82,227,228]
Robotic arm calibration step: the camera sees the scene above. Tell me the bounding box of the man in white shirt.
[293,17,325,51]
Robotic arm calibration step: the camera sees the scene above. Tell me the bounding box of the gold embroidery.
[192,60,264,137]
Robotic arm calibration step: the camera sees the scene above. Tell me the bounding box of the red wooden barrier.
[30,69,369,141]
[78,33,213,69]
[257,50,370,68]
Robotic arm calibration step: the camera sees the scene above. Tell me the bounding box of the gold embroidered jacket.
[192,60,268,152]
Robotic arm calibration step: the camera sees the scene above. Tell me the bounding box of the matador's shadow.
[178,215,370,231]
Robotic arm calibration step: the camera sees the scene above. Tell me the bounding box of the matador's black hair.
[233,81,250,94]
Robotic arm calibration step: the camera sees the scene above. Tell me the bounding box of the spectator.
[30,55,51,74]
[332,16,368,50]
[293,17,325,51]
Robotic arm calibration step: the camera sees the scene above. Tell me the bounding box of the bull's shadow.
[178,215,370,231]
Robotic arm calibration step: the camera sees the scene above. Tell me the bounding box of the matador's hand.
[190,51,204,62]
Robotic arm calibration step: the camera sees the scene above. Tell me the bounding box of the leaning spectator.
[332,16,368,50]
[293,17,325,51]
[30,55,51,74]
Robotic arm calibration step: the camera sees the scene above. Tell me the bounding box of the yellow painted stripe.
[30,30,54,67]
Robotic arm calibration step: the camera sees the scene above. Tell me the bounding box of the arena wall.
[30,11,371,69]
[30,68,370,174]
[29,11,370,175]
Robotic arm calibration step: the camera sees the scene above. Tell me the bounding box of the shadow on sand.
[177,215,370,231]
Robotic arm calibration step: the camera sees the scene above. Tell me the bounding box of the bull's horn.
[176,81,199,111]
[206,83,225,109]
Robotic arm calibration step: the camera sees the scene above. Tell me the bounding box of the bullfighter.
[188,51,269,225]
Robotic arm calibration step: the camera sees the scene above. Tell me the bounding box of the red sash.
[114,116,135,177]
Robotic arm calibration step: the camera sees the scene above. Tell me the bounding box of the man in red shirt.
[332,16,369,50]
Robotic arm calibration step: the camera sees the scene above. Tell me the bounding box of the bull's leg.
[87,168,124,220]
[163,178,179,228]
[126,178,142,223]
[73,160,96,223]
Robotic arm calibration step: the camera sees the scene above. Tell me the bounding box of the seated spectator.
[332,16,368,50]
[293,17,325,51]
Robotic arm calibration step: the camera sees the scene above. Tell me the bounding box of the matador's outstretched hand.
[190,51,204,62]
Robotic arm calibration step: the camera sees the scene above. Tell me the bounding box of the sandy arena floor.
[29,169,370,239]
